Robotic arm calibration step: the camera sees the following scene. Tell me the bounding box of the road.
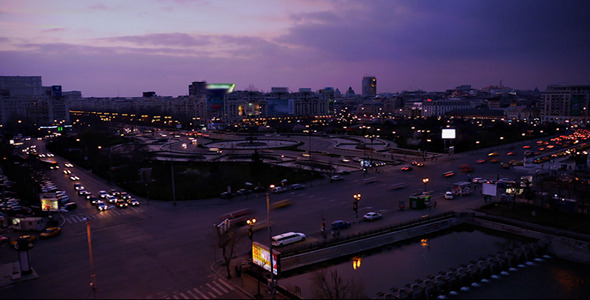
[0,133,552,299]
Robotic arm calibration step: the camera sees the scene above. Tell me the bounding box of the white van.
[271,232,306,247]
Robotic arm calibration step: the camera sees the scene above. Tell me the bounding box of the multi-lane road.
[0,133,554,299]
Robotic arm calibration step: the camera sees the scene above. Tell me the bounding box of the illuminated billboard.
[267,99,294,116]
[441,128,456,139]
[252,242,280,275]
[206,83,235,111]
[40,192,59,212]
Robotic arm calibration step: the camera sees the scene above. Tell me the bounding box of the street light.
[422,177,429,192]
[246,218,256,257]
[266,184,276,298]
[353,193,361,220]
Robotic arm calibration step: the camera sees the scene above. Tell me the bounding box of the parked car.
[472,177,487,183]
[272,186,288,193]
[40,227,61,239]
[290,184,305,190]
[88,195,100,205]
[330,175,344,182]
[443,171,455,177]
[363,212,383,222]
[63,202,77,211]
[331,220,351,230]
[444,191,454,200]
[236,188,252,195]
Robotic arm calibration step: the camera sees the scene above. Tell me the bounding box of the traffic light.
[353,201,358,212]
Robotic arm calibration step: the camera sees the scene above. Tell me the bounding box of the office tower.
[362,76,377,98]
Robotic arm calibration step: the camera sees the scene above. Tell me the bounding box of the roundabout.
[204,138,300,150]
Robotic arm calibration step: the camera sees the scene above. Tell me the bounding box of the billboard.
[252,242,280,275]
[482,183,497,196]
[442,128,456,139]
[40,192,59,212]
[267,99,294,116]
[206,83,235,111]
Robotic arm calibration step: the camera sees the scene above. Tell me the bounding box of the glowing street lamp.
[246,218,256,257]
[422,177,430,192]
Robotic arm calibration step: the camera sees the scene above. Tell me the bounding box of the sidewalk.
[0,261,39,288]
[210,254,292,299]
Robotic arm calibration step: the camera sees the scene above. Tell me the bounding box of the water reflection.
[279,225,538,299]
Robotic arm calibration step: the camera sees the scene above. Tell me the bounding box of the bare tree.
[310,268,368,299]
[217,225,244,279]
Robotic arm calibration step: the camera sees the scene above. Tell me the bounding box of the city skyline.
[1,0,589,97]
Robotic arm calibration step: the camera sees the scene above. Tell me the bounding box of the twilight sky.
[1,0,589,97]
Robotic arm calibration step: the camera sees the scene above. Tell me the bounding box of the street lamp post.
[353,193,361,221]
[422,177,430,192]
[246,218,256,257]
[267,184,276,298]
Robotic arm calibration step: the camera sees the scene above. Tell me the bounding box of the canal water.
[278,225,590,299]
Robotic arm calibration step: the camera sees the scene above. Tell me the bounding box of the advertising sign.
[482,182,497,197]
[442,128,456,139]
[40,192,59,212]
[252,242,280,275]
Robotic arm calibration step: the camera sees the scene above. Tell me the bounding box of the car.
[415,162,424,167]
[63,201,77,211]
[11,235,36,249]
[271,199,293,209]
[411,161,419,165]
[336,170,351,175]
[363,212,383,222]
[236,188,252,195]
[73,183,84,190]
[64,162,74,168]
[389,182,407,190]
[119,192,131,200]
[219,192,235,199]
[488,152,499,157]
[488,158,499,163]
[98,190,109,199]
[97,201,108,211]
[116,199,128,208]
[78,189,90,196]
[0,235,8,244]
[443,171,455,177]
[444,191,454,200]
[331,220,351,230]
[271,232,306,247]
[85,192,94,200]
[507,152,516,156]
[472,177,487,183]
[128,197,140,206]
[108,189,120,198]
[400,166,413,171]
[63,169,72,175]
[290,184,305,190]
[88,195,100,205]
[69,175,80,181]
[476,159,486,164]
[106,195,117,203]
[272,186,288,194]
[40,227,61,239]
[330,175,344,182]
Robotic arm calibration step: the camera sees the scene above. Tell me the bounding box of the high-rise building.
[362,76,377,98]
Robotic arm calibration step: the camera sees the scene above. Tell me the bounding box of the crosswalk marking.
[184,289,200,299]
[206,282,222,296]
[191,287,208,299]
[178,292,189,299]
[214,278,234,291]
[210,280,228,293]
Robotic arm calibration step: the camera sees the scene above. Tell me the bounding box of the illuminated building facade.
[0,76,72,125]
[362,76,377,98]
[541,84,590,125]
